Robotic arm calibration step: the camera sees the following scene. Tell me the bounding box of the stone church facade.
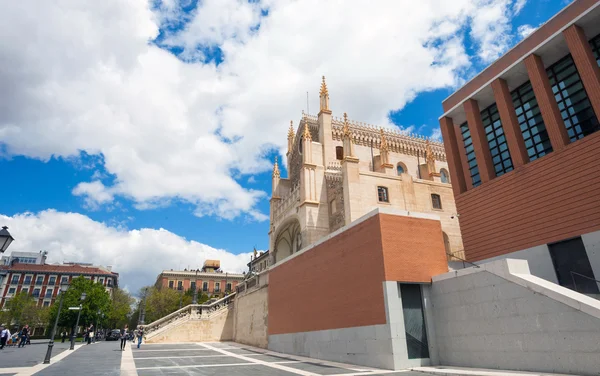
[269,77,464,265]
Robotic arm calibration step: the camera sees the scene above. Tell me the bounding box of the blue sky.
[0,0,570,292]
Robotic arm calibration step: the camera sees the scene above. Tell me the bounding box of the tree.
[1,292,37,328]
[48,276,111,330]
[107,288,134,329]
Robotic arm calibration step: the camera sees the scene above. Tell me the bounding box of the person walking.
[87,324,94,345]
[61,330,67,343]
[18,325,29,348]
[0,326,10,349]
[136,327,144,349]
[119,325,128,351]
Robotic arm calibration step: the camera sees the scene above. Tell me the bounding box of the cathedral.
[269,77,464,266]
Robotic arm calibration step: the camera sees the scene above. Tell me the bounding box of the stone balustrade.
[142,293,236,340]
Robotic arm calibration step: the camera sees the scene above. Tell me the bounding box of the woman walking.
[120,325,128,351]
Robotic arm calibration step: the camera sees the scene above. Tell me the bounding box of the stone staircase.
[142,293,236,343]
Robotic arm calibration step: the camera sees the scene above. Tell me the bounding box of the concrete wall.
[233,282,268,348]
[582,229,600,284]
[479,244,558,284]
[269,281,433,370]
[430,259,600,376]
[145,308,234,344]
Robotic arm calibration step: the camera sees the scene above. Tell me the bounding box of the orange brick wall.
[456,131,600,261]
[268,212,448,335]
[380,214,448,282]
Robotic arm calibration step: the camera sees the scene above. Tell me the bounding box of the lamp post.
[0,226,15,254]
[94,310,101,343]
[69,292,87,350]
[138,287,147,326]
[192,269,199,304]
[43,282,69,364]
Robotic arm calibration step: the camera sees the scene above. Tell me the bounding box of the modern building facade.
[155,260,244,296]
[270,77,464,266]
[0,262,119,309]
[1,251,47,265]
[438,0,600,294]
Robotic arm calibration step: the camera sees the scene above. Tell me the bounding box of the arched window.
[336,146,344,160]
[440,169,450,183]
[396,162,407,175]
[431,194,442,209]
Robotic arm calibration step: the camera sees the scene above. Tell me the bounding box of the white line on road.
[120,344,138,376]
[136,362,251,370]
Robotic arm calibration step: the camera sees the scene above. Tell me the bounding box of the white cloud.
[430,127,443,141]
[513,0,527,15]
[517,24,537,39]
[1,210,253,294]
[0,0,524,220]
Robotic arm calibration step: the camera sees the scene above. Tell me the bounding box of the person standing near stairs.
[120,325,128,351]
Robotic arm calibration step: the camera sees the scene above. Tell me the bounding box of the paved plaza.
[127,342,425,376]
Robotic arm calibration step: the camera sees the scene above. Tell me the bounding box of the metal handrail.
[446,253,480,269]
[570,271,600,294]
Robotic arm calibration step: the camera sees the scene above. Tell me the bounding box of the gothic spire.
[288,121,294,140]
[319,76,328,97]
[272,156,280,178]
[342,112,351,137]
[303,122,312,141]
[380,128,389,151]
[319,76,330,112]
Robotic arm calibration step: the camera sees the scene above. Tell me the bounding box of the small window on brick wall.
[377,186,389,203]
[336,146,343,160]
[431,194,442,209]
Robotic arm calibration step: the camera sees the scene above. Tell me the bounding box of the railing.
[447,253,480,269]
[142,293,236,338]
[570,271,600,296]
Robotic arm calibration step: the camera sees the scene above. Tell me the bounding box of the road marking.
[199,342,319,376]
[120,344,138,376]
[136,362,251,370]
[131,347,215,352]
[133,354,232,360]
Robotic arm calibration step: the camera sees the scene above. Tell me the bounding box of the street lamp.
[44,282,69,364]
[69,292,87,350]
[0,226,15,253]
[139,287,148,325]
[192,269,199,304]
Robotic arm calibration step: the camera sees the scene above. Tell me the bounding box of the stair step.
[411,366,575,376]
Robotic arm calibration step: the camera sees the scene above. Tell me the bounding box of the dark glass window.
[400,284,429,359]
[547,55,600,141]
[549,237,599,294]
[190,282,196,291]
[177,281,183,290]
[226,283,232,292]
[590,33,600,67]
[203,282,208,292]
[33,288,40,298]
[11,275,19,284]
[24,276,32,285]
[460,122,481,187]
[335,146,343,160]
[377,186,389,202]
[48,276,56,285]
[35,276,44,285]
[431,194,442,210]
[168,280,174,289]
[511,81,553,161]
[481,104,513,176]
[215,282,220,292]
[397,164,405,175]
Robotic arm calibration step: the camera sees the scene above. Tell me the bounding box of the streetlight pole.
[0,226,15,254]
[192,269,199,304]
[43,282,69,364]
[69,292,87,350]
[138,288,147,326]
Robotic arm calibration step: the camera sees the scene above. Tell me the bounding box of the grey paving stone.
[280,361,354,374]
[132,349,222,359]
[246,354,297,363]
[135,355,248,368]
[33,341,121,376]
[0,340,70,368]
[137,364,297,376]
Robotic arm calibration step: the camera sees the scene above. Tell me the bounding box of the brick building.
[438,0,600,294]
[155,260,244,296]
[0,262,118,309]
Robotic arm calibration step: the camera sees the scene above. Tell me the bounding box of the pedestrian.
[136,327,144,349]
[61,330,67,343]
[0,326,10,349]
[87,324,94,345]
[18,325,28,348]
[120,325,128,351]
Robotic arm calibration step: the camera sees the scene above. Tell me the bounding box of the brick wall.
[268,211,448,335]
[457,131,600,261]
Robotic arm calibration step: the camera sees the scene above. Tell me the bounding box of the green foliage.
[107,288,134,329]
[138,286,209,324]
[48,276,111,329]
[1,292,36,327]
